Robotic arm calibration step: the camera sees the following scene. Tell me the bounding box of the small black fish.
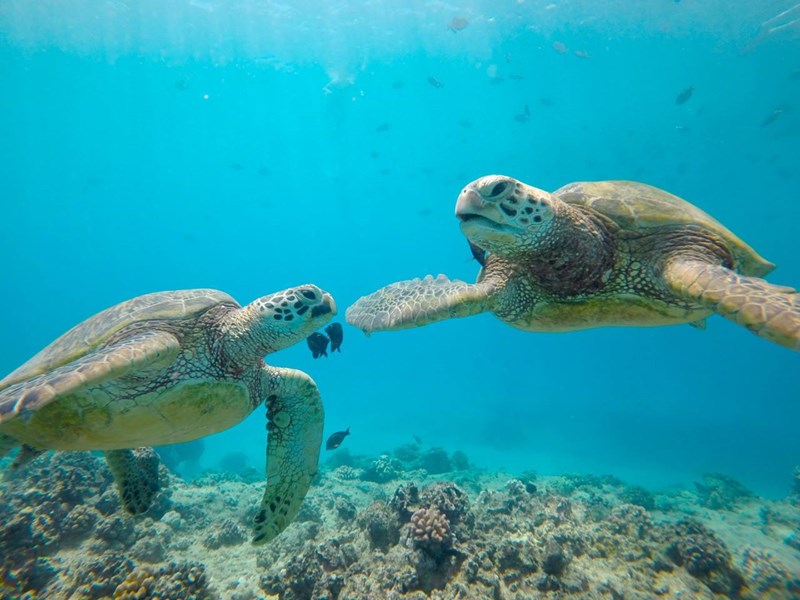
[325,322,344,353]
[761,108,783,127]
[326,427,350,450]
[675,86,694,105]
[428,76,444,88]
[469,241,487,267]
[306,332,329,359]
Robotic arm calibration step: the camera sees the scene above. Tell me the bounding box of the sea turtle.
[346,176,800,351]
[0,285,336,544]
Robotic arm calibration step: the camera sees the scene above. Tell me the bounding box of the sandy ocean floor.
[1,444,799,599]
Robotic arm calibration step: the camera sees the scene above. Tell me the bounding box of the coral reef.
[619,484,656,511]
[113,561,210,599]
[695,472,755,510]
[738,547,800,596]
[393,443,422,463]
[203,519,247,549]
[1,448,799,599]
[361,454,403,483]
[61,553,136,598]
[407,506,452,553]
[420,447,452,474]
[357,500,401,550]
[664,519,745,595]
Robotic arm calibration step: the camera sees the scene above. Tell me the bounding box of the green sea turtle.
[347,176,800,350]
[0,286,336,544]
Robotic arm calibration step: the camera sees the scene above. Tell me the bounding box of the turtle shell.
[0,289,237,390]
[555,180,775,277]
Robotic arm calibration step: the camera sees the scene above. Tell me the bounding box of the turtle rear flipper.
[664,259,800,350]
[105,447,161,514]
[253,366,324,545]
[0,330,180,426]
[346,274,496,333]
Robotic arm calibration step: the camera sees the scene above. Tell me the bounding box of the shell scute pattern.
[557,181,773,277]
[0,290,237,391]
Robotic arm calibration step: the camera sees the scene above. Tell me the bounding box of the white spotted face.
[455,175,555,256]
[250,285,336,352]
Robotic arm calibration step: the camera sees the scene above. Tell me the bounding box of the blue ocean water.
[0,0,798,499]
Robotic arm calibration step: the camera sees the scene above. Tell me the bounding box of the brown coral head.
[409,507,451,545]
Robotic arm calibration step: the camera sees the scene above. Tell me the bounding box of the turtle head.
[222,285,337,359]
[456,175,556,258]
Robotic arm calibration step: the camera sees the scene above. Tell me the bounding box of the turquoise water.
[1,0,798,498]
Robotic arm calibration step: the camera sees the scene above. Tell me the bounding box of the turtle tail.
[664,260,800,351]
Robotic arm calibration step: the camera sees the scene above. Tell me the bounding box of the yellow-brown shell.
[0,289,237,391]
[555,180,775,278]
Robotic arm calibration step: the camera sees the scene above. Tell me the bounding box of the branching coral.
[407,507,452,552]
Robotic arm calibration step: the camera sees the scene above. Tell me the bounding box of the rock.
[421,447,452,474]
[357,501,401,550]
[542,539,568,576]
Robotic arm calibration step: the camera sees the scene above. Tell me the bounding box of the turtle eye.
[489,181,508,197]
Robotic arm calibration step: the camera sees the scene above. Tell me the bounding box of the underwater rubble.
[1,445,799,599]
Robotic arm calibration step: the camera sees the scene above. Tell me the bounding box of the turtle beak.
[456,186,506,228]
[455,187,485,222]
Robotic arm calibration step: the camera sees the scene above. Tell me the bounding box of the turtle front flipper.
[664,259,800,350]
[253,366,324,545]
[346,274,496,333]
[0,330,180,426]
[105,447,161,514]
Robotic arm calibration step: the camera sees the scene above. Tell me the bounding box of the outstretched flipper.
[664,259,800,350]
[0,330,180,426]
[105,447,161,514]
[346,274,496,333]
[253,366,324,545]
